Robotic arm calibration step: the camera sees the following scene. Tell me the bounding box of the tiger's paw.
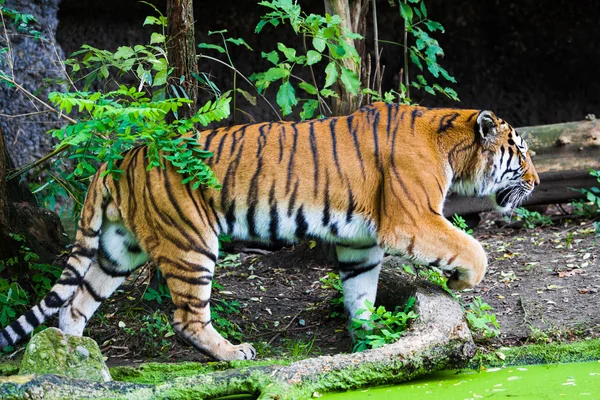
[446,267,484,290]
[212,341,256,360]
[226,342,256,360]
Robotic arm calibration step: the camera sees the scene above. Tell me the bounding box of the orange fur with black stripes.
[0,102,539,360]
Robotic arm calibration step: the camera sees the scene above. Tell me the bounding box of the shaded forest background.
[54,0,600,126]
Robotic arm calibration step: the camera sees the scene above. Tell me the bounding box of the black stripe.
[295,205,308,238]
[44,291,66,308]
[287,181,299,217]
[346,184,355,223]
[338,243,377,250]
[278,125,286,163]
[164,273,212,286]
[0,328,14,346]
[438,112,459,133]
[338,260,364,271]
[230,125,247,156]
[97,258,131,278]
[203,130,217,152]
[83,281,105,302]
[8,320,26,339]
[309,121,319,198]
[347,115,366,178]
[285,123,299,194]
[329,118,342,177]
[23,309,40,328]
[71,246,95,259]
[63,264,83,282]
[127,243,142,254]
[410,108,423,135]
[78,226,100,238]
[268,182,279,242]
[341,262,380,281]
[322,174,331,226]
[372,109,381,171]
[215,131,229,164]
[225,200,236,234]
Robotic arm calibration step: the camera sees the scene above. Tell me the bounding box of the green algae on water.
[323,361,600,399]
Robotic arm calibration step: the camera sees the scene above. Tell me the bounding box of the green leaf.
[420,2,427,18]
[264,67,290,81]
[261,50,279,65]
[150,32,165,44]
[277,42,297,62]
[114,46,134,59]
[306,50,322,66]
[400,3,414,25]
[198,43,226,54]
[276,81,298,116]
[226,37,253,51]
[320,88,338,98]
[340,67,360,95]
[298,81,317,95]
[424,20,444,33]
[300,100,318,120]
[324,62,338,88]
[312,36,326,52]
[143,16,161,26]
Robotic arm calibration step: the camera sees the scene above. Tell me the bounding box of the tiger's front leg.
[380,216,487,290]
[336,244,385,323]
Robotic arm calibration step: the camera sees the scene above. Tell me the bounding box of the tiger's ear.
[476,110,499,145]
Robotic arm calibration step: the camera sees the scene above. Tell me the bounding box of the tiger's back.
[0,103,539,360]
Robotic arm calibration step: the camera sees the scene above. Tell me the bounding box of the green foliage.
[253,2,361,118]
[451,213,473,235]
[512,207,552,229]
[0,234,61,329]
[397,0,458,101]
[211,298,243,341]
[465,296,500,339]
[30,13,229,214]
[120,311,175,356]
[281,335,317,359]
[319,272,344,317]
[572,169,600,218]
[351,298,419,352]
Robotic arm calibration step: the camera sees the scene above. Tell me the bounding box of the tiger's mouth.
[492,184,533,213]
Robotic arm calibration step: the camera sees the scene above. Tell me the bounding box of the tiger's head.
[452,110,540,213]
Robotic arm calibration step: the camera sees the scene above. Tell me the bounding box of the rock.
[19,328,111,382]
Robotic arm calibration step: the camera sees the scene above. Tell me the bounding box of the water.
[324,361,600,399]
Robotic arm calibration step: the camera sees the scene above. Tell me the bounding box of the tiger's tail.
[0,174,107,349]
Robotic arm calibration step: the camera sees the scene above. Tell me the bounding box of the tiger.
[0,102,539,360]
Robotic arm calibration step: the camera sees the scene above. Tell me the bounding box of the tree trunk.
[324,0,362,116]
[166,0,198,120]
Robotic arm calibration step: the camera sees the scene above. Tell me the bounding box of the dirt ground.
[3,208,598,367]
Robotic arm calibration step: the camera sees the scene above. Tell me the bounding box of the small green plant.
[572,169,600,218]
[0,234,61,329]
[593,221,600,237]
[351,298,419,352]
[281,335,317,359]
[211,298,243,341]
[452,214,473,234]
[320,272,344,317]
[465,296,500,339]
[512,207,552,229]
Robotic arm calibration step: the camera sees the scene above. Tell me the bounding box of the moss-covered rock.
[18,327,111,382]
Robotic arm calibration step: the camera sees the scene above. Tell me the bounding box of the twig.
[403,3,410,99]
[198,54,282,121]
[372,0,381,97]
[239,247,272,255]
[267,310,303,345]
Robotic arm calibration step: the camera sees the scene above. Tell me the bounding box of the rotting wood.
[0,259,476,399]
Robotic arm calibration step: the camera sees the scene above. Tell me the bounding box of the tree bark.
[324,0,362,116]
[166,0,198,120]
[0,259,475,399]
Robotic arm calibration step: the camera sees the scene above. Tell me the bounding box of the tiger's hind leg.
[336,244,385,323]
[152,232,255,361]
[59,221,149,335]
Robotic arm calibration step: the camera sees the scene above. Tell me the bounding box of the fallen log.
[0,259,476,399]
[445,119,600,216]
